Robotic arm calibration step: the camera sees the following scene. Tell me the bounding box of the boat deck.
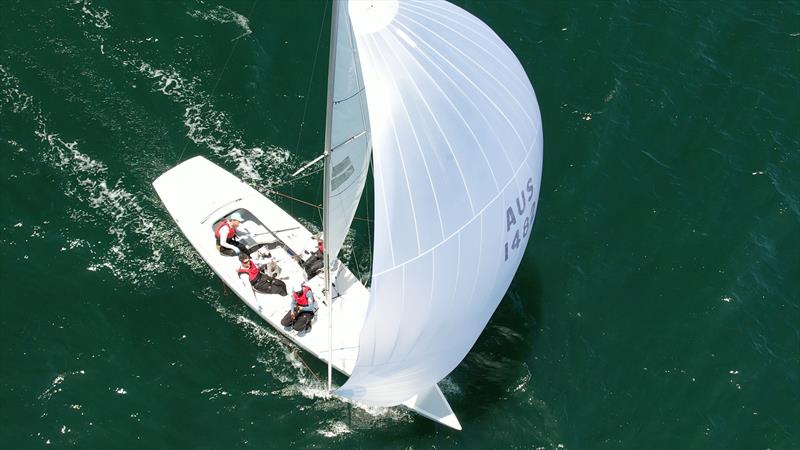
[153,156,369,376]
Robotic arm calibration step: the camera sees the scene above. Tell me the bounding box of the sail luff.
[323,0,373,262]
[322,0,341,393]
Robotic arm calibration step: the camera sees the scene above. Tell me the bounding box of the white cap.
[292,283,303,293]
[229,212,244,221]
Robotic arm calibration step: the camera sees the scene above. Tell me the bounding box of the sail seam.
[392,19,511,188]
[368,31,427,254]
[464,213,485,312]
[403,1,532,101]
[397,14,530,171]
[392,19,516,180]
[382,264,408,364]
[388,21,501,192]
[362,30,447,242]
[376,25,476,216]
[362,34,398,266]
[400,5,537,133]
[371,133,539,279]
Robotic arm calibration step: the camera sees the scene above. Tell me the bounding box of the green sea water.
[1,0,798,448]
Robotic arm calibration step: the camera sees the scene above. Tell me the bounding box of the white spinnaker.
[326,0,372,261]
[338,0,543,405]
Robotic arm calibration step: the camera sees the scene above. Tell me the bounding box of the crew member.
[302,236,325,277]
[237,254,287,295]
[281,283,317,332]
[215,212,249,256]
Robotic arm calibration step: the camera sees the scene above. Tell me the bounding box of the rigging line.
[292,349,323,385]
[261,188,373,223]
[308,0,336,229]
[264,189,321,209]
[316,189,324,225]
[350,230,364,283]
[177,0,259,164]
[365,156,374,283]
[292,0,328,217]
[293,0,329,157]
[266,165,324,190]
[333,87,365,105]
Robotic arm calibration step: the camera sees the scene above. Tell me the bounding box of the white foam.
[37,369,86,403]
[200,387,231,400]
[336,395,414,427]
[0,67,188,286]
[58,8,296,185]
[438,376,464,397]
[509,362,531,393]
[67,0,111,30]
[194,287,413,427]
[123,58,294,185]
[0,65,35,113]
[246,389,270,397]
[317,421,352,438]
[38,374,65,402]
[188,6,253,40]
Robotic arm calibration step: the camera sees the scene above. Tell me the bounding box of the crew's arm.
[236,221,251,237]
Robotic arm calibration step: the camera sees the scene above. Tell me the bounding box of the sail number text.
[504,177,536,261]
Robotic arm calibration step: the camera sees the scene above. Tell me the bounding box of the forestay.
[338,0,544,405]
[324,1,372,261]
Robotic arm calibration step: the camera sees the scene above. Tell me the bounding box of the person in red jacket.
[281,283,317,332]
[236,254,287,295]
[215,212,249,256]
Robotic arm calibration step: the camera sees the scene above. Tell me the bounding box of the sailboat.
[153,0,542,430]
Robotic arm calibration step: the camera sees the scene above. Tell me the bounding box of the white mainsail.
[336,0,543,406]
[324,1,372,261]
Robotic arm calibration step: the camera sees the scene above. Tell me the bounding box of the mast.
[322,0,341,393]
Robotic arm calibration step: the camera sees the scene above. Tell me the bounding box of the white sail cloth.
[337,0,543,406]
[325,1,372,261]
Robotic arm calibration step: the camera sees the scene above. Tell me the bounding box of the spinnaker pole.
[322,0,341,393]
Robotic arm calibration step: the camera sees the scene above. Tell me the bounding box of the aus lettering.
[506,177,534,232]
[503,177,536,262]
[504,202,536,261]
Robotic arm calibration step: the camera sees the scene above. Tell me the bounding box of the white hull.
[153,156,460,430]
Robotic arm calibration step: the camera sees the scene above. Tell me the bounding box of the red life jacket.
[317,240,325,253]
[214,220,236,240]
[293,286,312,307]
[237,262,259,283]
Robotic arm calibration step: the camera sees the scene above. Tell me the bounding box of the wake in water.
[0,65,180,285]
[64,0,295,186]
[196,286,414,431]
[3,0,426,434]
